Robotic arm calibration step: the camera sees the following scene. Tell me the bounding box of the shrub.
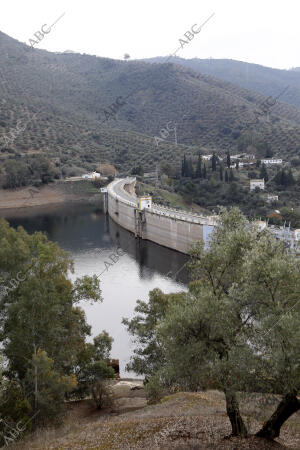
[145,374,165,405]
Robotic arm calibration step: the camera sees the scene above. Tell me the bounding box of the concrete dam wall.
[105,178,300,254]
[106,178,216,254]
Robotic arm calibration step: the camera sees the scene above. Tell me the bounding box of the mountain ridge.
[141,56,300,110]
[0,30,300,185]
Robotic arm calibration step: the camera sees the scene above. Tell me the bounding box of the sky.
[1,0,299,70]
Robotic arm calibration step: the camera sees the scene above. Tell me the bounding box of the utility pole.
[155,164,160,188]
[174,125,177,146]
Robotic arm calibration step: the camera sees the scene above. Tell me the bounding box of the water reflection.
[1,203,189,376]
[107,217,189,284]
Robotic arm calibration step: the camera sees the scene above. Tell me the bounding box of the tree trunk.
[256,392,300,440]
[91,383,103,410]
[225,389,248,437]
[33,344,38,412]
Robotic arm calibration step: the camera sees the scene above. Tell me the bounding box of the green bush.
[145,374,165,405]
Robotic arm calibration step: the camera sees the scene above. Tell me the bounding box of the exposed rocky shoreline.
[0,182,102,212]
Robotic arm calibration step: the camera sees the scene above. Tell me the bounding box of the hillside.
[12,390,300,449]
[1,31,300,186]
[143,56,300,110]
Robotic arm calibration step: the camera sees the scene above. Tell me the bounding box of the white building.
[230,163,244,169]
[267,194,279,203]
[250,179,265,191]
[138,196,152,210]
[261,158,283,165]
[294,229,300,241]
[254,220,268,232]
[82,171,101,180]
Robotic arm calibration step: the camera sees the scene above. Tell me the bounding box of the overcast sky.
[1,0,299,70]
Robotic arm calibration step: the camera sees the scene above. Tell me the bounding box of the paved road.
[112,178,138,204]
[111,178,216,225]
[109,179,299,250]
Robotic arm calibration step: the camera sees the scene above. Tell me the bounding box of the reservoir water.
[1,203,189,377]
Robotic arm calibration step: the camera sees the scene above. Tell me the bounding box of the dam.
[104,178,217,254]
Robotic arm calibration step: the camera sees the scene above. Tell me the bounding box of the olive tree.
[125,208,300,440]
[159,208,300,438]
[123,289,186,377]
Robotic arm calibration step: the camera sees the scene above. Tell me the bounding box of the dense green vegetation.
[0,220,114,445]
[0,206,299,444]
[146,152,300,221]
[124,208,300,440]
[1,155,56,188]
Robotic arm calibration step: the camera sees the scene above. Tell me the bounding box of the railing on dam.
[107,178,137,208]
[108,178,217,226]
[151,204,218,225]
[106,178,299,253]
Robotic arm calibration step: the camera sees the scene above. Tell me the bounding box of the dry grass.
[8,391,300,449]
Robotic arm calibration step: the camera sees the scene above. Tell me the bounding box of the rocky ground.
[10,381,300,450]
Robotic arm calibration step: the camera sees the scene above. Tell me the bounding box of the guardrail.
[108,179,218,225]
[107,179,137,208]
[107,179,299,250]
[151,203,217,225]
